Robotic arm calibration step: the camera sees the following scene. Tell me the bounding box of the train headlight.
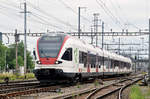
[36,61,41,64]
[55,60,62,64]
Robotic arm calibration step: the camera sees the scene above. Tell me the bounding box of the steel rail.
[86,76,143,99]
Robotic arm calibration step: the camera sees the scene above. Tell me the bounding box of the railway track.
[0,79,37,85]
[0,79,69,99]
[85,77,141,99]
[51,74,144,99]
[0,74,144,99]
[0,80,58,99]
[0,80,39,90]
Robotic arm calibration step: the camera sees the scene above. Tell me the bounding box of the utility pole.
[101,21,104,77]
[102,21,104,49]
[137,50,140,71]
[148,18,150,83]
[118,38,121,55]
[78,7,86,39]
[24,1,27,74]
[91,26,93,44]
[20,1,29,74]
[15,29,19,72]
[78,7,80,39]
[135,55,137,73]
[93,13,99,46]
[5,50,7,72]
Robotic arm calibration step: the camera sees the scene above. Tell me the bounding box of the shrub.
[0,73,17,81]
[25,73,35,79]
[0,73,35,81]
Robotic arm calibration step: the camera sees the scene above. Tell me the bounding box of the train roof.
[67,34,132,63]
[41,32,132,63]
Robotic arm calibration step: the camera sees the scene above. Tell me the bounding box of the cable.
[58,0,91,23]
[96,0,123,29]
[99,0,124,28]
[0,0,71,31]
[30,13,63,30]
[1,0,22,11]
[111,0,140,30]
[27,1,78,31]
[109,0,127,26]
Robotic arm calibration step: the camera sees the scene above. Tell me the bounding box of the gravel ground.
[121,86,131,99]
[13,80,116,99]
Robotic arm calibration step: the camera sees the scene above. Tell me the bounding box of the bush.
[17,75,25,79]
[0,73,17,81]
[25,73,35,79]
[0,73,35,81]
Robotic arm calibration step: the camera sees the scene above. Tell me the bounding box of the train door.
[102,52,105,76]
[73,47,79,71]
[112,60,115,74]
[83,53,87,68]
[87,53,90,72]
[96,54,98,72]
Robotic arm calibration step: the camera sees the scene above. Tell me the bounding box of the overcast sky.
[0,0,150,57]
[0,0,149,32]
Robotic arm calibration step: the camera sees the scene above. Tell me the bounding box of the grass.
[94,79,99,87]
[129,85,145,99]
[145,88,150,96]
[76,82,81,88]
[0,73,35,82]
[142,87,150,99]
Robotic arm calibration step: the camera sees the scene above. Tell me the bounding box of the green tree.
[7,41,34,70]
[11,56,24,68]
[0,42,7,70]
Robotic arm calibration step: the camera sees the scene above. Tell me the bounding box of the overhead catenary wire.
[27,1,78,31]
[58,0,91,23]
[110,0,140,30]
[109,0,127,27]
[30,13,63,30]
[1,0,77,31]
[0,0,69,32]
[96,0,124,29]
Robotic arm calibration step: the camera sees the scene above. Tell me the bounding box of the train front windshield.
[38,36,64,58]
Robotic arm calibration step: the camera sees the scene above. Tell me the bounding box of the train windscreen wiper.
[40,48,49,60]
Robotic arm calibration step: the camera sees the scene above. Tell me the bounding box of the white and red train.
[33,33,132,82]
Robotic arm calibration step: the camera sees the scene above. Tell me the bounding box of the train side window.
[89,54,96,68]
[79,51,86,63]
[61,48,72,61]
[114,60,119,67]
[99,65,101,68]
[104,57,109,69]
[83,53,87,67]
[110,60,114,68]
[79,51,82,63]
